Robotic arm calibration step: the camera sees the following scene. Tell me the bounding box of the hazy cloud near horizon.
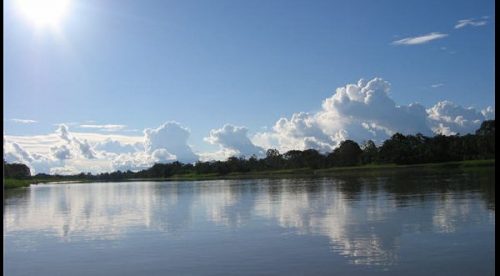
[4,77,494,175]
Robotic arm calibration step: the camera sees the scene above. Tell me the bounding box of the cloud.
[4,122,200,174]
[4,125,101,174]
[320,78,432,136]
[111,152,157,172]
[4,141,60,175]
[75,138,96,159]
[455,18,487,29]
[254,78,491,153]
[93,138,140,154]
[197,148,241,162]
[80,124,127,132]
[55,124,96,159]
[3,78,494,173]
[50,144,72,160]
[392,32,448,45]
[144,122,198,163]
[10,118,37,124]
[431,83,444,88]
[205,124,265,159]
[427,101,490,135]
[151,149,176,163]
[53,122,79,127]
[50,166,81,175]
[481,106,495,120]
[262,112,336,153]
[4,141,35,164]
[56,124,72,142]
[123,129,140,132]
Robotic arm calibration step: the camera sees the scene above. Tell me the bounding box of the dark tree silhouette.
[4,160,31,178]
[328,140,362,166]
[361,140,378,164]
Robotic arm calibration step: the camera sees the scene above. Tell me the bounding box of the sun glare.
[16,0,70,29]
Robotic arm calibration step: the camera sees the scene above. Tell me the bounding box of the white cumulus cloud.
[252,78,492,153]
[427,101,491,135]
[55,124,96,159]
[144,122,198,164]
[481,106,495,120]
[93,138,140,154]
[50,144,72,160]
[111,152,157,172]
[205,124,265,159]
[4,122,201,174]
[4,141,60,175]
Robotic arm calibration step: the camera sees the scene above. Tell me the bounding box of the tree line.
[4,120,495,181]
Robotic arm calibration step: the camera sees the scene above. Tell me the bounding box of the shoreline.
[4,159,495,189]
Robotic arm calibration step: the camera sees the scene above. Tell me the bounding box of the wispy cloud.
[455,18,487,29]
[431,83,444,88]
[53,122,79,126]
[392,32,448,45]
[80,124,127,132]
[123,129,140,132]
[11,119,37,124]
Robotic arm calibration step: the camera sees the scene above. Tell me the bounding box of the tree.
[265,149,283,169]
[283,150,304,168]
[301,149,325,169]
[4,161,31,179]
[329,140,362,166]
[378,133,411,164]
[475,120,495,136]
[360,140,378,164]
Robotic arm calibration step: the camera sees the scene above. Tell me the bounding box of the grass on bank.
[4,178,35,189]
[3,177,91,189]
[315,159,495,174]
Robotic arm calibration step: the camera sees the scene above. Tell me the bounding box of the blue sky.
[3,0,495,173]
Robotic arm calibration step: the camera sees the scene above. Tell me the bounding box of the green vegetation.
[4,161,31,179]
[4,178,34,189]
[3,120,495,188]
[135,159,495,181]
[4,161,32,188]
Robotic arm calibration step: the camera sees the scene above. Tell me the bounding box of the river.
[4,167,495,275]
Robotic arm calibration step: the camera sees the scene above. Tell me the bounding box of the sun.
[16,0,70,29]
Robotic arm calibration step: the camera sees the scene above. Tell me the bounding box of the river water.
[4,167,495,275]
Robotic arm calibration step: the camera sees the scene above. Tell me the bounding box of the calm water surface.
[4,167,495,275]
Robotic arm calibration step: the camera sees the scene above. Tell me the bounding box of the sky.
[3,0,495,174]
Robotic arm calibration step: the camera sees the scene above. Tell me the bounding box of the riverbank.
[153,159,496,181]
[4,159,494,189]
[3,178,90,189]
